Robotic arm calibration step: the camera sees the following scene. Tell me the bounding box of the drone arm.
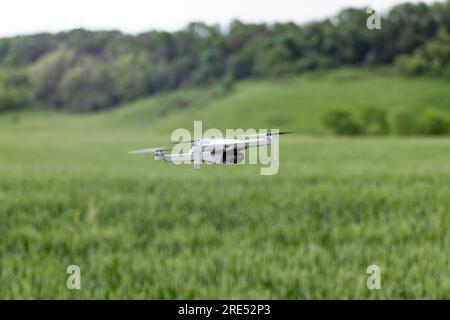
[164,153,193,162]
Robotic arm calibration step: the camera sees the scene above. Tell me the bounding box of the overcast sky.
[0,0,440,37]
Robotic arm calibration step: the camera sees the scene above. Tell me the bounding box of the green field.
[1,69,449,299]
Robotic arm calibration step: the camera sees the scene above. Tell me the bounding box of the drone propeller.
[170,138,205,146]
[269,131,295,136]
[128,147,168,155]
[170,139,196,145]
[240,131,295,138]
[172,132,295,143]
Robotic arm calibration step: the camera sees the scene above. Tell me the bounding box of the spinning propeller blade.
[128,147,167,155]
[239,131,295,138]
[170,139,196,145]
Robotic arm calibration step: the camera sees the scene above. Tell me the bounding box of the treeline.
[323,106,450,136]
[0,1,449,112]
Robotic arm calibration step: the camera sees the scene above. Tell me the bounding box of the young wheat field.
[1,70,449,298]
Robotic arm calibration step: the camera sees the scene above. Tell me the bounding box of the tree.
[0,69,33,112]
[58,56,113,112]
[109,53,155,101]
[387,106,416,135]
[323,109,362,135]
[396,29,450,78]
[28,47,77,108]
[417,108,450,135]
[334,8,373,64]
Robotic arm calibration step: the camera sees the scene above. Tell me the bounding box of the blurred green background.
[0,1,449,298]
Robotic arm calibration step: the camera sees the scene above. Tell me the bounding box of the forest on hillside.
[0,1,449,113]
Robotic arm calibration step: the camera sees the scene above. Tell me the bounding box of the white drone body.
[129,131,291,170]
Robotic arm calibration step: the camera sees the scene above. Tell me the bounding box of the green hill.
[115,68,450,134]
[3,68,449,136]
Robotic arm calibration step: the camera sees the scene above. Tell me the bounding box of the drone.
[128,131,293,169]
